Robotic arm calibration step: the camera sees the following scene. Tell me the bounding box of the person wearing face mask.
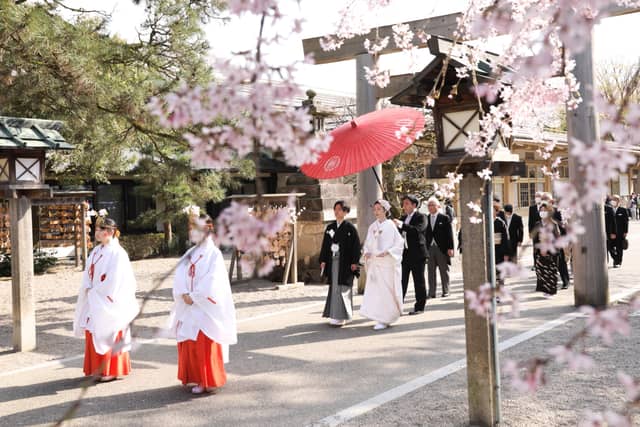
[73,217,139,382]
[360,200,405,330]
[528,191,543,269]
[504,204,523,263]
[319,200,361,326]
[168,214,237,394]
[531,202,561,297]
[605,195,629,268]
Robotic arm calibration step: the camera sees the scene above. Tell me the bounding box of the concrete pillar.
[10,196,36,351]
[460,174,498,426]
[355,53,382,293]
[567,31,609,308]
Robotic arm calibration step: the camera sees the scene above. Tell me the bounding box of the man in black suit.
[504,204,523,263]
[528,191,543,268]
[550,198,571,288]
[394,195,428,314]
[607,194,629,267]
[424,197,454,298]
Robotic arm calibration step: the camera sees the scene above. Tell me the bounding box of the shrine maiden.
[360,200,405,330]
[168,215,237,394]
[73,218,139,381]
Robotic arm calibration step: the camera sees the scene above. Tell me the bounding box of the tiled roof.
[0,116,73,150]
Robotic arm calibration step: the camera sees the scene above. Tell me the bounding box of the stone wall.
[277,172,357,282]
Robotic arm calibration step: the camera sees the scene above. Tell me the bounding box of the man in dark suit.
[605,198,617,264]
[394,195,428,314]
[608,194,629,267]
[550,199,570,288]
[528,191,543,268]
[424,197,454,298]
[504,204,523,262]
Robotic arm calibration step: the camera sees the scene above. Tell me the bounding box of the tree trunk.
[163,221,173,247]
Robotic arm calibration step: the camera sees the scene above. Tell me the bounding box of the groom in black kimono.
[319,200,361,326]
[394,195,428,315]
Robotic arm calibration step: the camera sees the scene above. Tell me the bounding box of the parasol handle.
[370,166,385,194]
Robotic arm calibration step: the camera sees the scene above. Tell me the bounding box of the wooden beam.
[302,12,462,65]
[375,73,415,99]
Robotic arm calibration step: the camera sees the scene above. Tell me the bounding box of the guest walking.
[528,191,542,268]
[606,195,629,268]
[531,202,560,297]
[424,197,454,298]
[504,204,523,263]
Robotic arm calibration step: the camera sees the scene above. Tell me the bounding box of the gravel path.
[342,303,640,427]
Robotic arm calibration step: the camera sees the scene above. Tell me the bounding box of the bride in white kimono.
[360,200,405,330]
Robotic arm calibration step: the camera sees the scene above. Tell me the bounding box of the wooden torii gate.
[303,13,461,295]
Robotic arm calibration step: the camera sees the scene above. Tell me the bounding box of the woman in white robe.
[73,218,139,381]
[168,215,237,394]
[360,200,405,330]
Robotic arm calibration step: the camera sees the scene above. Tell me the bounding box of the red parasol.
[300,107,425,180]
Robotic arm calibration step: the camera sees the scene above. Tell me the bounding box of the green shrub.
[119,233,165,260]
[0,250,58,277]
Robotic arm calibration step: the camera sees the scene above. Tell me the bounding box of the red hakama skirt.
[177,331,226,388]
[83,330,131,377]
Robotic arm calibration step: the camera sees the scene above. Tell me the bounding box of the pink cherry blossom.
[547,345,595,372]
[617,371,640,402]
[496,261,528,280]
[477,168,493,181]
[503,359,546,393]
[580,306,631,345]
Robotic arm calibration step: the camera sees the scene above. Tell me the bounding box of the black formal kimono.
[319,221,361,320]
[532,220,561,295]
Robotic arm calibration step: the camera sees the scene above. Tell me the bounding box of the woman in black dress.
[531,202,561,296]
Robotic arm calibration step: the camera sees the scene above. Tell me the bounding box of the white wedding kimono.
[168,237,237,362]
[360,218,405,324]
[73,238,139,354]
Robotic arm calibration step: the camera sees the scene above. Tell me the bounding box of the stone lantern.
[390,36,525,427]
[0,116,73,351]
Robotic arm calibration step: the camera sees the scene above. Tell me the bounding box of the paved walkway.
[1,223,639,426]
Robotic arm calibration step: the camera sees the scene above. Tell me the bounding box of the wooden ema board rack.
[38,204,92,250]
[0,202,9,251]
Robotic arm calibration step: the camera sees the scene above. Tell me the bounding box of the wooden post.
[567,30,609,308]
[460,174,498,426]
[10,196,36,352]
[355,53,382,294]
[81,203,88,271]
[74,205,80,268]
[292,220,298,284]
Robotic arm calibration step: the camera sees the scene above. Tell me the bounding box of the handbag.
[623,238,629,250]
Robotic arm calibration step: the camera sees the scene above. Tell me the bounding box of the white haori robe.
[168,237,237,363]
[73,238,139,355]
[360,219,405,324]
